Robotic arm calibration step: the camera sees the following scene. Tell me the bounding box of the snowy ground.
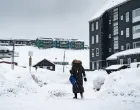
[0,46,140,110]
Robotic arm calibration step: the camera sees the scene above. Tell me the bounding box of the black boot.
[80,93,84,99]
[73,93,77,99]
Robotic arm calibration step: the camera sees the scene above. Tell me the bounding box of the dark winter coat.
[70,63,86,93]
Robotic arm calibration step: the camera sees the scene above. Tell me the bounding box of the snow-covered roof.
[107,48,140,60]
[38,37,53,40]
[89,0,128,22]
[106,64,124,70]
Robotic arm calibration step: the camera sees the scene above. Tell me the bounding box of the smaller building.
[0,39,35,46]
[33,59,55,71]
[107,48,140,66]
[0,46,10,58]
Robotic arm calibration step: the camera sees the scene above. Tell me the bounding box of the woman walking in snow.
[70,59,87,99]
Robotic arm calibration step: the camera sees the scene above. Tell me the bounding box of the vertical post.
[28,51,33,73]
[11,41,15,70]
[63,50,65,72]
[29,56,32,73]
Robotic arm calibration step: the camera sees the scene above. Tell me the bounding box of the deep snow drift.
[0,46,140,110]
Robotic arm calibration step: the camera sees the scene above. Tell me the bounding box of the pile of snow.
[0,64,39,97]
[98,68,140,98]
[89,0,128,21]
[107,48,140,60]
[91,70,108,91]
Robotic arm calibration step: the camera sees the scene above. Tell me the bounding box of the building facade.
[36,38,53,48]
[0,39,35,46]
[89,0,140,70]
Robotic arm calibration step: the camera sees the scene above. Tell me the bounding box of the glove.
[84,77,87,82]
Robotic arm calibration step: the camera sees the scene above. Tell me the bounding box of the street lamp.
[11,40,15,70]
[63,50,65,72]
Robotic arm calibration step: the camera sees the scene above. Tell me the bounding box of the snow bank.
[98,68,140,98]
[0,64,39,97]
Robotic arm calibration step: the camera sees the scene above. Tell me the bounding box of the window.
[114,26,118,35]
[96,61,99,70]
[126,12,129,22]
[132,8,140,23]
[133,42,136,48]
[121,45,124,50]
[113,13,118,21]
[126,43,130,50]
[120,59,123,64]
[109,19,111,24]
[134,59,137,62]
[133,24,140,39]
[96,35,99,43]
[92,49,94,57]
[92,36,94,44]
[121,30,124,35]
[114,36,119,50]
[96,21,98,30]
[121,15,123,20]
[109,48,111,52]
[92,62,94,70]
[113,8,118,12]
[133,41,140,48]
[91,23,94,31]
[109,34,111,38]
[126,28,130,37]
[96,48,99,56]
[127,58,131,64]
[113,21,118,26]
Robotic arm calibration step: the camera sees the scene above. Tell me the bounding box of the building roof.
[33,59,55,67]
[107,48,140,60]
[38,37,53,40]
[89,0,129,22]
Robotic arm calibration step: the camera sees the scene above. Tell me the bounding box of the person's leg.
[80,92,84,99]
[73,93,77,99]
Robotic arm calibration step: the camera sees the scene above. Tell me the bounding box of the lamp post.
[11,40,15,70]
[63,50,65,73]
[28,51,33,73]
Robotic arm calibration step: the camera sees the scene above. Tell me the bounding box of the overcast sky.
[0,0,106,44]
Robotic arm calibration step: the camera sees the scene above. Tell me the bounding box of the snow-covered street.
[0,46,140,110]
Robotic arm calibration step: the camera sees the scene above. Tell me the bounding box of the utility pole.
[63,50,65,73]
[11,40,15,70]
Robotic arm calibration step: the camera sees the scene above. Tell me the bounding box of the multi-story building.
[54,38,69,49]
[69,39,84,49]
[89,0,140,70]
[36,38,53,48]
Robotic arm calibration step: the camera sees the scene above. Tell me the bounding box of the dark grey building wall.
[89,0,140,70]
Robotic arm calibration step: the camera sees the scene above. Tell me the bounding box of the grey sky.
[0,0,106,44]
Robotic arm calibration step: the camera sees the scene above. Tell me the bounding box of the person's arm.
[70,68,74,75]
[81,66,87,82]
